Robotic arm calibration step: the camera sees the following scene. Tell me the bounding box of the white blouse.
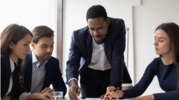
[5,57,15,95]
[6,57,29,100]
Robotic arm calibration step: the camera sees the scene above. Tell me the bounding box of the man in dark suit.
[66,5,132,99]
[22,26,67,98]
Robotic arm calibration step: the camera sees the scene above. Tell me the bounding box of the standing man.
[66,5,132,99]
[22,26,67,98]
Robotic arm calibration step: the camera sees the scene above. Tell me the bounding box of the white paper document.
[80,98,130,100]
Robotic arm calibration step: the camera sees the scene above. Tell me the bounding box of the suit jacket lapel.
[23,52,33,91]
[104,23,114,64]
[86,34,92,64]
[104,33,112,64]
[79,33,92,73]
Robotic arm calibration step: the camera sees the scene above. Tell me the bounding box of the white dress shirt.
[69,37,111,83]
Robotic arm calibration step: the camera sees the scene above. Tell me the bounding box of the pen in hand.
[75,86,78,100]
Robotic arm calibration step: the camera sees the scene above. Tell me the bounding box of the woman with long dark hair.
[1,24,52,100]
[105,22,179,100]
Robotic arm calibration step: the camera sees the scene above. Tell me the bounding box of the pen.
[75,86,78,100]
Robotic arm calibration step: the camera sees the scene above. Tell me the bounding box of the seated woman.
[1,24,52,100]
[105,22,179,100]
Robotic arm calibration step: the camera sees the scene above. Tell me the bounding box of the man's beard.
[41,53,52,60]
[93,35,106,44]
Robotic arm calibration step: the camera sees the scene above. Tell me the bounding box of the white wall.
[0,0,57,58]
[133,0,179,95]
[63,0,179,96]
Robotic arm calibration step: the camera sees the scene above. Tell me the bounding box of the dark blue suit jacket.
[22,51,67,96]
[66,17,132,88]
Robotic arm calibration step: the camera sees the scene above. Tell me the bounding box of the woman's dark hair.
[1,24,33,84]
[86,5,107,21]
[155,22,179,89]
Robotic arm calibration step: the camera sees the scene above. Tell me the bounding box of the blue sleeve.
[52,59,67,97]
[122,59,156,98]
[66,32,82,83]
[153,90,179,100]
[109,19,126,88]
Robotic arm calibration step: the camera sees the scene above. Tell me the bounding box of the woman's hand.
[104,86,124,99]
[1,96,10,100]
[100,94,105,99]
[107,90,123,99]
[40,92,52,100]
[131,95,154,100]
[27,92,52,100]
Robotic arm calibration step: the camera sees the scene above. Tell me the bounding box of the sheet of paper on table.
[82,98,102,100]
[63,97,130,100]
[79,98,130,100]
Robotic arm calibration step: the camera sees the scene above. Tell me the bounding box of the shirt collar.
[9,57,15,72]
[32,50,48,68]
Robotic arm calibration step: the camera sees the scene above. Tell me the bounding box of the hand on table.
[103,86,123,99]
[131,95,154,100]
[34,92,52,100]
[101,94,117,100]
[41,87,53,94]
[101,94,105,99]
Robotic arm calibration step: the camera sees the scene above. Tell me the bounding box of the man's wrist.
[69,79,78,87]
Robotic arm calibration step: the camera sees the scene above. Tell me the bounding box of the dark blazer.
[1,55,23,99]
[66,17,132,88]
[22,51,67,96]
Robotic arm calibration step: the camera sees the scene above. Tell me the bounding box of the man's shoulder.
[26,51,32,58]
[72,26,89,37]
[49,56,58,60]
[48,56,59,63]
[24,51,32,63]
[74,26,88,33]
[108,17,123,21]
[108,17,124,26]
[47,57,60,70]
[71,26,90,44]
